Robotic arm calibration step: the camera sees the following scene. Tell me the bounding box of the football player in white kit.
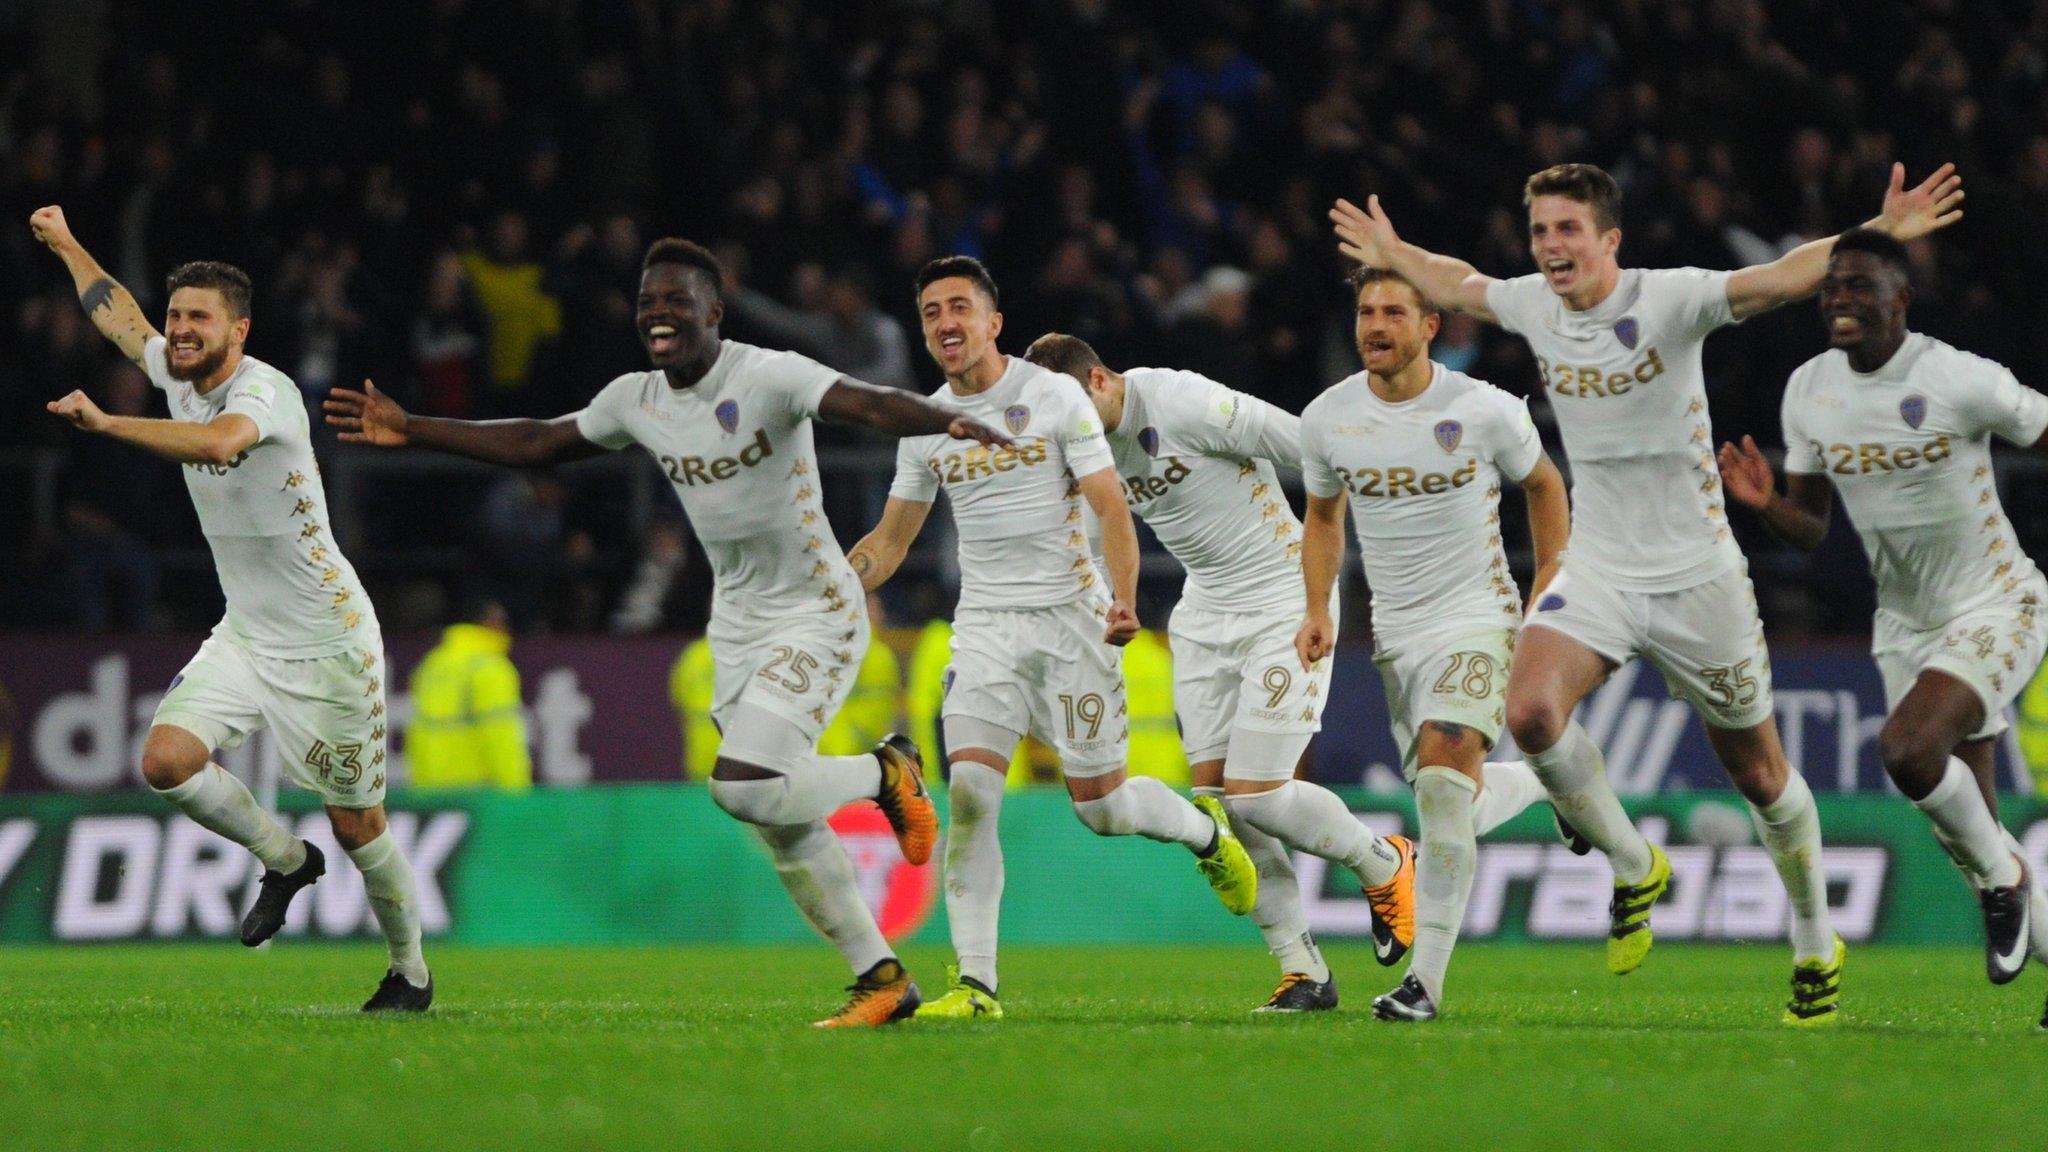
[1297,269,1571,1021]
[1720,229,2048,1028]
[34,206,434,1011]
[1332,160,1965,1023]
[1021,331,1420,1014]
[326,238,1009,1027]
[848,257,1259,1020]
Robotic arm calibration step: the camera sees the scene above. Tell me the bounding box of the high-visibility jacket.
[404,624,531,790]
[818,640,903,755]
[670,637,718,780]
[1122,629,1188,787]
[2019,660,2048,792]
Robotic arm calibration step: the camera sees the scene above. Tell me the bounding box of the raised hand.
[947,415,1014,449]
[1330,194,1401,267]
[48,389,110,432]
[324,379,410,446]
[29,205,75,252]
[1294,614,1335,672]
[1102,599,1140,647]
[1875,162,1963,241]
[1716,435,1777,511]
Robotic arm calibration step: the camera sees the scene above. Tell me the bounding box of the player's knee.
[1877,717,1945,790]
[1071,786,1134,837]
[1505,693,1567,753]
[707,772,789,826]
[139,728,205,790]
[326,804,386,851]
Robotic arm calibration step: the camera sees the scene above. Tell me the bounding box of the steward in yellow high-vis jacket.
[405,609,531,790]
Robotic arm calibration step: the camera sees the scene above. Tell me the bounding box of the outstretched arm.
[30,206,160,365]
[1517,453,1570,598]
[816,377,1011,447]
[1718,436,1832,550]
[1294,492,1347,670]
[1330,195,1499,321]
[48,390,257,466]
[325,380,605,467]
[1726,163,1963,320]
[846,497,932,592]
[1076,466,1141,646]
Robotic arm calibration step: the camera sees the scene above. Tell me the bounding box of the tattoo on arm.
[849,551,873,577]
[80,278,116,316]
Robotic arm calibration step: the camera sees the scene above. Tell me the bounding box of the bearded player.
[1332,161,1963,1023]
[328,237,1008,1027]
[34,205,432,1011]
[1721,229,2048,1028]
[1298,269,1571,1021]
[848,257,1258,1019]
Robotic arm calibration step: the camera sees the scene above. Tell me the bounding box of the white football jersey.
[143,336,374,658]
[1301,362,1542,640]
[1487,267,1740,591]
[1782,333,2048,631]
[890,355,1116,610]
[577,340,857,617]
[1107,368,1303,614]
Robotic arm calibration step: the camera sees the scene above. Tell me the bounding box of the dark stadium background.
[2,0,2047,789]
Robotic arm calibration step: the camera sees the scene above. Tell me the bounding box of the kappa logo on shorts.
[1434,420,1463,453]
[1536,593,1566,612]
[1614,316,1640,350]
[1004,404,1032,435]
[715,399,740,435]
[1137,426,1160,457]
[1900,394,1927,429]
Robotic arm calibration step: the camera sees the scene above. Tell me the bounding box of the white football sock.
[155,764,304,873]
[1072,775,1213,851]
[347,832,427,986]
[755,820,893,976]
[1410,767,1479,1003]
[1200,786,1324,981]
[1228,780,1402,889]
[944,761,1007,992]
[1746,771,1836,962]
[1527,721,1652,882]
[1471,759,1547,836]
[709,708,882,826]
[2000,829,2048,961]
[1914,757,2021,888]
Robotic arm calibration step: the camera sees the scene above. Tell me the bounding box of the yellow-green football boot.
[913,965,1003,1020]
[1783,935,1845,1027]
[1192,794,1257,916]
[1607,843,1672,975]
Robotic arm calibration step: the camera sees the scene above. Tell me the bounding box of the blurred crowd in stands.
[4,0,2048,637]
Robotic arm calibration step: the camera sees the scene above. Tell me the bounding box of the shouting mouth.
[645,324,680,356]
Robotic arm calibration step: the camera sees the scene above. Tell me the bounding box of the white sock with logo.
[1228,780,1402,889]
[944,761,1007,993]
[1410,767,1479,1003]
[1915,757,2022,888]
[1200,786,1326,982]
[347,832,428,986]
[155,764,305,873]
[1471,759,1548,836]
[1526,722,1652,882]
[755,820,893,977]
[1746,771,1836,962]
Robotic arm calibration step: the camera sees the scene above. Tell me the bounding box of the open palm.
[1876,162,1964,241]
[324,380,410,446]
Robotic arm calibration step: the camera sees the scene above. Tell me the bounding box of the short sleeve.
[222,377,283,442]
[1950,357,2048,447]
[571,374,643,451]
[141,336,173,391]
[888,436,939,503]
[757,348,842,422]
[1298,399,1342,499]
[1485,392,1543,483]
[1057,380,1115,478]
[1642,268,1736,340]
[1482,274,1549,336]
[1780,369,1822,474]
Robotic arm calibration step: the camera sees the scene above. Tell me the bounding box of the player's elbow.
[197,437,242,466]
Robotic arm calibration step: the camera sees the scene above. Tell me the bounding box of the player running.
[849,257,1258,1020]
[1297,269,1571,1021]
[1333,160,1963,1024]
[1721,229,2048,1028]
[1022,330,1420,1013]
[326,237,1008,1028]
[33,205,433,1011]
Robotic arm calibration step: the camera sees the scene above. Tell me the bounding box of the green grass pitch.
[3,942,2044,1151]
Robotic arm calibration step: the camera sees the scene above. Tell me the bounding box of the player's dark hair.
[1347,266,1439,316]
[915,255,999,309]
[1021,332,1105,382]
[642,237,725,299]
[1831,227,1912,284]
[1524,163,1623,232]
[165,261,253,319]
